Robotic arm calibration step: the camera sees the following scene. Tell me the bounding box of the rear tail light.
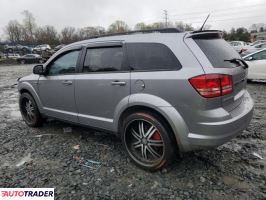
[189,74,233,98]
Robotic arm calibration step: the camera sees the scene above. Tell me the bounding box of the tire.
[8,48,13,53]
[32,50,37,54]
[19,93,43,127]
[121,112,176,171]
[20,60,25,64]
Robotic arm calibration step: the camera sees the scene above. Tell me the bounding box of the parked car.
[249,40,266,46]
[243,49,266,80]
[229,41,247,53]
[54,44,65,52]
[18,29,254,171]
[17,54,42,64]
[6,53,21,59]
[0,51,4,59]
[241,42,266,56]
[32,44,51,54]
[4,44,31,53]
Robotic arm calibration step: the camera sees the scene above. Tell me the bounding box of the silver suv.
[18,29,254,171]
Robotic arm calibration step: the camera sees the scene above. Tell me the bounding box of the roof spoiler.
[185,30,223,39]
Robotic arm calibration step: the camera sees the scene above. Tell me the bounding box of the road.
[0,64,265,199]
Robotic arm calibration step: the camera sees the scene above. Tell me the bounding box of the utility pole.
[163,10,168,28]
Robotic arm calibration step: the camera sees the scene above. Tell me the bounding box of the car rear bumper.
[185,91,254,151]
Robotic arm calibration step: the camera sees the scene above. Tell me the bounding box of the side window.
[126,43,182,71]
[48,50,80,75]
[252,50,266,60]
[83,47,124,72]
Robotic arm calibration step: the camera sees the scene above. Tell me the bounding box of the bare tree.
[5,20,23,43]
[108,20,129,33]
[150,22,165,29]
[175,22,194,32]
[35,25,59,45]
[21,10,37,44]
[60,27,77,44]
[134,22,153,30]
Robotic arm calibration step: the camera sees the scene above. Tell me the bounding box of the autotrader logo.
[0,188,54,199]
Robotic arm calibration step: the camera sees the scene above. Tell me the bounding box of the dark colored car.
[17,54,43,64]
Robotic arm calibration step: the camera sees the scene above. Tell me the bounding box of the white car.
[249,40,266,46]
[243,49,266,80]
[6,53,21,59]
[32,44,51,53]
[229,41,247,53]
[241,42,266,56]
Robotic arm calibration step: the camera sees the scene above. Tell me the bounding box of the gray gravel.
[0,64,265,200]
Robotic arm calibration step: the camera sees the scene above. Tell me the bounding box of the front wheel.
[121,112,177,171]
[19,93,43,127]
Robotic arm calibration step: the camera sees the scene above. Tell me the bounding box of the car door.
[38,48,81,122]
[246,50,266,79]
[75,43,130,131]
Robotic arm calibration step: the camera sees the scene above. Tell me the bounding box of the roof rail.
[191,30,222,34]
[88,28,181,39]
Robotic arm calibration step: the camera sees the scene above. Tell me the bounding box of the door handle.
[111,80,126,86]
[62,80,73,85]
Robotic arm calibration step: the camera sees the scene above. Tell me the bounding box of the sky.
[0,0,265,39]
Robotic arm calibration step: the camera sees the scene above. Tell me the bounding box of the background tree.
[135,22,151,30]
[60,27,76,44]
[21,10,36,44]
[224,27,250,42]
[108,20,129,33]
[175,21,194,31]
[77,26,106,40]
[35,25,59,45]
[5,20,23,43]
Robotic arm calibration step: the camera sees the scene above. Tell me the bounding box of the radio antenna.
[199,14,210,31]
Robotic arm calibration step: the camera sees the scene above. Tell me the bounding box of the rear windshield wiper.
[224,58,249,69]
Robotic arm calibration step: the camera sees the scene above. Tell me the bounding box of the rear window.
[126,43,182,71]
[194,38,241,68]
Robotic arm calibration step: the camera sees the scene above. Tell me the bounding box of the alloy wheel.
[21,98,36,123]
[125,119,165,165]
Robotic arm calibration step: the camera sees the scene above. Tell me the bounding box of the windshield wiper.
[224,58,249,69]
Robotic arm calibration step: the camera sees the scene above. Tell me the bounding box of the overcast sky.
[0,0,265,39]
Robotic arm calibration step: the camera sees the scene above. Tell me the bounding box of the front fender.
[18,81,44,113]
[113,93,190,152]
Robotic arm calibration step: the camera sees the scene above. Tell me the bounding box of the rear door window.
[194,38,241,68]
[126,43,182,71]
[83,47,124,72]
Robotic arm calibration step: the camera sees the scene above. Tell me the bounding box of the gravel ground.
[0,64,265,200]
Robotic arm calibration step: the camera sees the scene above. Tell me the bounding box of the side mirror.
[33,65,45,75]
[245,56,253,61]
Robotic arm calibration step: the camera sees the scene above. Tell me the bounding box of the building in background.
[251,32,266,42]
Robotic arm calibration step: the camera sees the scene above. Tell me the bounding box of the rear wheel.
[19,93,43,127]
[122,112,176,171]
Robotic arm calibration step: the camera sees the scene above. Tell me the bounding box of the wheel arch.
[115,102,190,152]
[18,82,44,113]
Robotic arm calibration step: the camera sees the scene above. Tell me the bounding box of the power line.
[169,7,266,21]
[169,2,266,17]
[181,14,266,24]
